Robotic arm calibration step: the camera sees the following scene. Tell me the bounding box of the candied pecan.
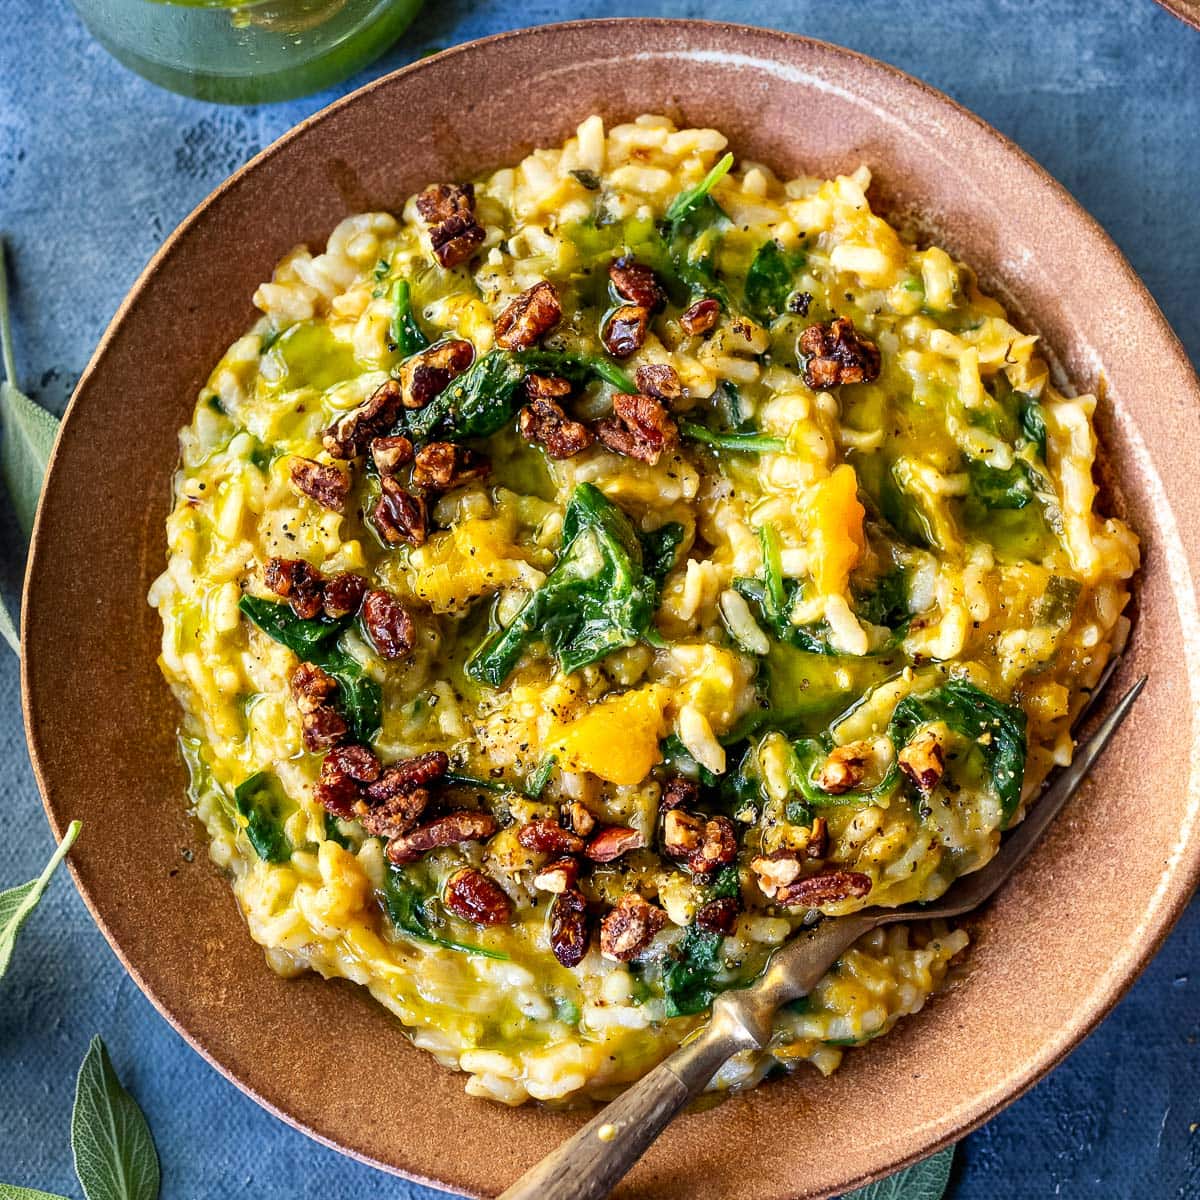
[263,557,326,620]
[323,572,367,619]
[299,703,349,753]
[687,816,737,878]
[415,182,486,269]
[518,398,594,459]
[798,317,881,389]
[315,749,364,818]
[662,809,703,857]
[660,775,699,812]
[533,857,579,894]
[599,893,666,962]
[818,742,870,794]
[634,363,683,405]
[323,379,406,459]
[444,867,513,927]
[370,434,414,477]
[361,589,415,660]
[679,298,720,336]
[410,442,490,494]
[494,281,562,350]
[564,802,597,838]
[585,825,644,863]
[596,392,678,465]
[324,744,381,784]
[372,475,427,546]
[289,457,350,512]
[398,339,475,410]
[363,751,450,802]
[517,819,586,856]
[750,851,805,899]
[806,816,829,860]
[898,729,947,793]
[601,304,651,358]
[356,788,430,839]
[609,257,667,312]
[550,887,591,968]
[525,373,573,401]
[695,897,739,935]
[386,810,498,864]
[290,661,338,714]
[774,869,872,908]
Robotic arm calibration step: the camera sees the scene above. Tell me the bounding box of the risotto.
[150,115,1138,1105]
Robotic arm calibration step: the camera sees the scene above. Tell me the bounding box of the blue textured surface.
[1,1,1198,1196]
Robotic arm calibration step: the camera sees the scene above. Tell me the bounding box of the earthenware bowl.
[22,19,1200,1199]
[1154,0,1200,32]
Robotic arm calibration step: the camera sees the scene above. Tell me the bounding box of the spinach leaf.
[854,567,911,631]
[965,457,1033,511]
[233,771,293,863]
[1018,393,1048,461]
[744,239,803,323]
[238,594,346,656]
[323,811,354,849]
[663,152,734,307]
[639,521,686,585]
[569,168,601,191]
[661,866,741,1018]
[466,484,659,685]
[388,279,429,357]
[0,820,81,980]
[888,678,1027,826]
[515,348,637,394]
[679,420,786,453]
[382,864,509,959]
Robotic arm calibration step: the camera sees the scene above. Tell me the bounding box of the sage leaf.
[0,1186,73,1199]
[842,1144,955,1200]
[0,819,81,979]
[71,1037,161,1200]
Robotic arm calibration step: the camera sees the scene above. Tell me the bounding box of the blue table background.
[1,1,1198,1196]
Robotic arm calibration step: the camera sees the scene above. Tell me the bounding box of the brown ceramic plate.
[1153,0,1200,31]
[21,19,1200,1199]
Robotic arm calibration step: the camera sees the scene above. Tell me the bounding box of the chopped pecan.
[533,857,579,895]
[898,729,946,793]
[290,663,348,752]
[398,339,475,410]
[443,867,513,926]
[634,363,683,405]
[372,475,427,546]
[662,809,704,857]
[608,257,667,312]
[415,182,486,269]
[525,372,573,401]
[806,816,829,859]
[516,819,586,856]
[695,896,739,935]
[385,810,498,865]
[323,378,406,459]
[550,887,591,968]
[299,702,349,753]
[369,434,414,477]
[324,744,381,783]
[494,281,562,349]
[361,589,415,660]
[596,392,678,465]
[564,802,597,838]
[289,457,350,512]
[410,442,490,494]
[315,746,370,817]
[679,298,720,336]
[750,851,805,899]
[660,775,699,812]
[585,825,644,863]
[599,893,666,962]
[263,557,327,620]
[687,816,737,877]
[518,398,594,459]
[355,788,430,839]
[818,742,870,795]
[323,572,368,619]
[363,751,450,802]
[798,317,881,390]
[601,304,651,358]
[774,869,872,908]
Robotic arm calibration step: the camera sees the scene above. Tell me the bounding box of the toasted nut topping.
[398,339,475,410]
[355,787,430,840]
[601,304,651,358]
[596,392,679,465]
[564,801,597,837]
[415,183,486,269]
[323,378,405,459]
[774,869,872,908]
[386,810,498,864]
[585,825,645,863]
[325,744,382,783]
[687,816,737,877]
[518,398,594,459]
[818,742,870,794]
[599,893,666,961]
[550,887,591,967]
[315,744,373,817]
[898,728,947,793]
[679,298,720,336]
[369,434,414,476]
[372,475,427,546]
[525,372,573,401]
[364,751,450,802]
[695,896,739,935]
[662,809,704,856]
[660,775,699,811]
[516,819,586,856]
[634,363,683,404]
[750,851,805,899]
[290,663,348,752]
[533,857,580,895]
[608,257,667,312]
[494,280,562,349]
[410,441,490,494]
[361,588,415,660]
[289,457,350,512]
[806,816,829,859]
[798,317,881,389]
[322,572,368,619]
[264,557,326,620]
[444,867,513,927]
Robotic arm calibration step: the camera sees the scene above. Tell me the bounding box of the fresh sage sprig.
[0,819,81,979]
[843,1144,956,1199]
[0,1187,74,1199]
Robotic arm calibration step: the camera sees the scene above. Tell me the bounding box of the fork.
[499,664,1146,1200]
